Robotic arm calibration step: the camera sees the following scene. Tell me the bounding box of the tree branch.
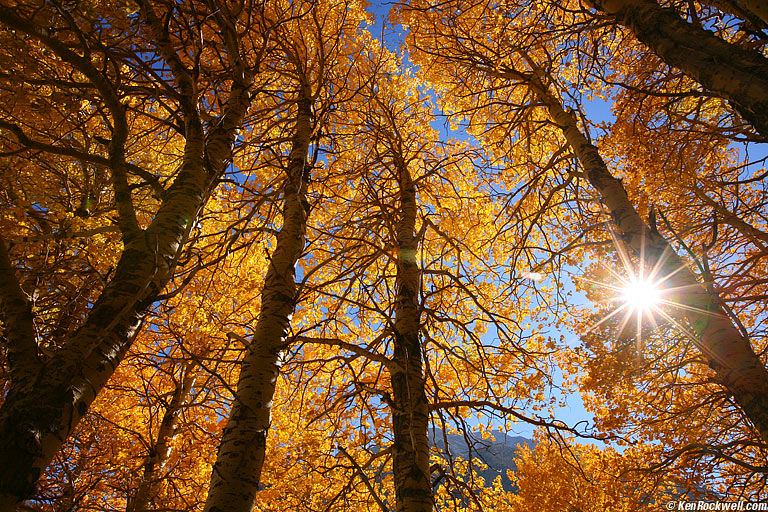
[0,120,165,197]
[0,5,141,240]
[429,400,616,441]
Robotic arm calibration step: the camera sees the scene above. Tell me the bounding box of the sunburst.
[581,227,709,353]
[622,276,661,314]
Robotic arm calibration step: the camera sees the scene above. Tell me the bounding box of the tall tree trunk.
[522,72,768,443]
[126,364,197,512]
[590,0,768,139]
[0,5,254,508]
[389,154,433,512]
[203,87,313,512]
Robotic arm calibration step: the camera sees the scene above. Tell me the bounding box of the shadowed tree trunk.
[738,0,768,24]
[701,0,768,29]
[390,155,432,512]
[0,2,255,509]
[590,0,768,139]
[507,65,768,443]
[202,85,314,512]
[366,92,434,511]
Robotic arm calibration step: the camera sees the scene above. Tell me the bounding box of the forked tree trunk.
[0,5,253,509]
[526,75,768,443]
[591,0,768,139]
[202,87,313,512]
[389,154,433,512]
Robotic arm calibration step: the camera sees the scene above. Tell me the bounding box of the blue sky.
[357,1,608,443]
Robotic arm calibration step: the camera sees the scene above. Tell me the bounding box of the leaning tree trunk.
[126,363,197,512]
[700,0,768,30]
[521,72,768,443]
[590,0,768,140]
[202,87,313,512]
[739,0,768,24]
[0,4,253,509]
[389,153,433,512]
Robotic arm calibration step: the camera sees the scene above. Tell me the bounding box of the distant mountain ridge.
[429,430,533,492]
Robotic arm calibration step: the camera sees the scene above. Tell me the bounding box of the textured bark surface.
[202,90,313,512]
[534,80,768,443]
[593,0,768,139]
[701,0,768,29]
[737,0,768,25]
[389,154,433,512]
[0,4,254,508]
[0,235,40,395]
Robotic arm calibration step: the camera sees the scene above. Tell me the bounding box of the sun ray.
[584,224,730,362]
[649,307,730,369]
[656,298,724,318]
[585,302,632,334]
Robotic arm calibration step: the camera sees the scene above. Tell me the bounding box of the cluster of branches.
[1,0,768,511]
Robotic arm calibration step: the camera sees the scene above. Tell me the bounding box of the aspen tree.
[203,1,371,508]
[588,0,768,139]
[0,1,260,507]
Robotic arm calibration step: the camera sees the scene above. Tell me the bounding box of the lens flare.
[621,278,661,312]
[579,225,710,354]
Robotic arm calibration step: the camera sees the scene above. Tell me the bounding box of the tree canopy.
[1,0,767,510]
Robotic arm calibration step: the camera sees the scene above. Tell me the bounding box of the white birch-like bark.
[203,87,313,512]
[389,152,433,512]
[590,0,768,139]
[518,72,768,443]
[0,3,255,508]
